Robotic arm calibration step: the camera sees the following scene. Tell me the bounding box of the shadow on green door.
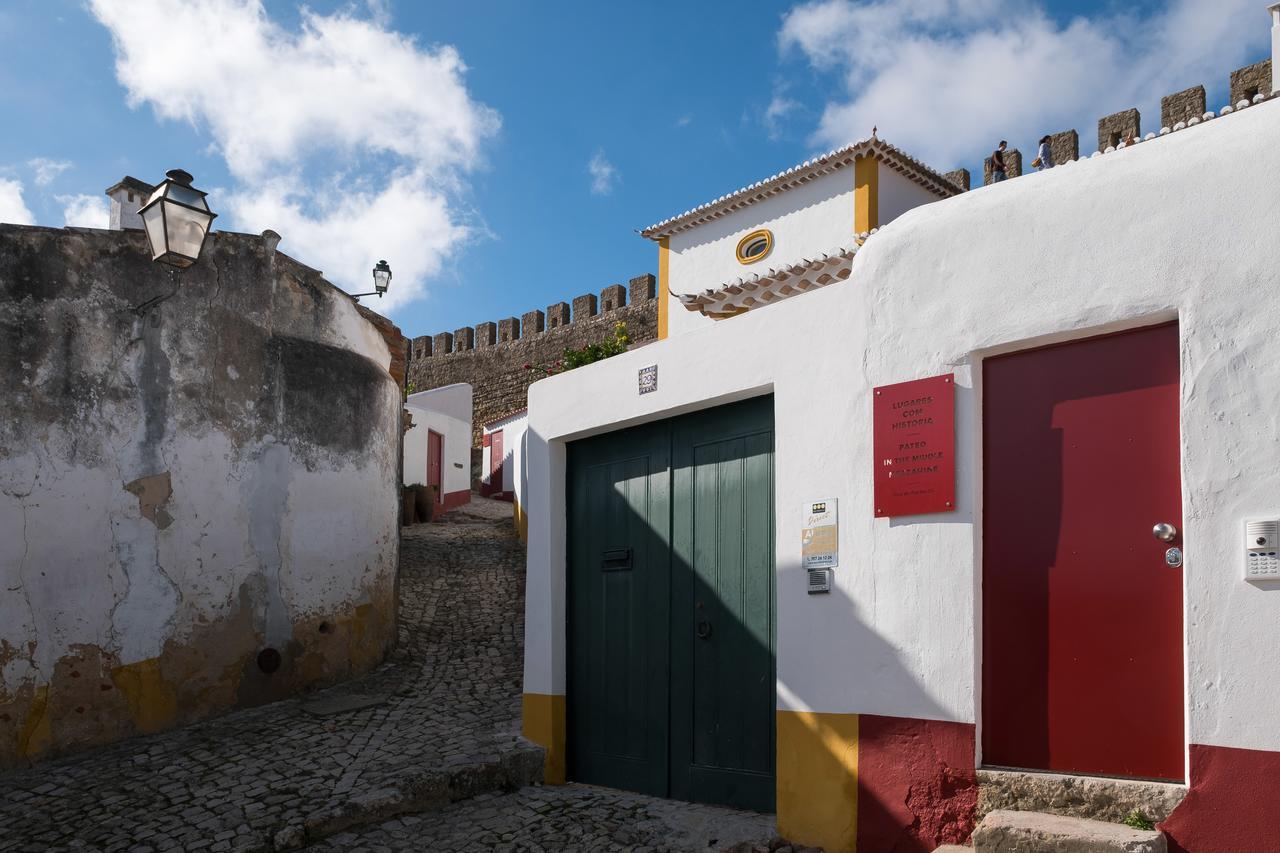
[566,395,776,812]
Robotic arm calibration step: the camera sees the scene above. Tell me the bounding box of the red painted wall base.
[437,489,470,514]
[857,715,977,852]
[1161,743,1280,853]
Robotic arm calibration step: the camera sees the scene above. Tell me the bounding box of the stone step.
[287,743,546,850]
[973,809,1166,853]
[933,846,972,852]
[977,767,1185,825]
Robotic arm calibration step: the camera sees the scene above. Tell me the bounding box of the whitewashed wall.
[526,100,1280,756]
[483,411,528,494]
[404,384,472,498]
[879,167,947,226]
[665,169,856,339]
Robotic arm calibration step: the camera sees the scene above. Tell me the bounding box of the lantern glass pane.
[163,199,212,261]
[166,183,207,210]
[373,269,390,292]
[142,204,168,261]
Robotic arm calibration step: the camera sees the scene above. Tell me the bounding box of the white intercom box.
[1244,519,1280,582]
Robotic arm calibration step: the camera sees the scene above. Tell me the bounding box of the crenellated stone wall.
[407,274,659,444]
[957,57,1276,190]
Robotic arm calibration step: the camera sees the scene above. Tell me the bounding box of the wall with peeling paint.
[0,225,403,767]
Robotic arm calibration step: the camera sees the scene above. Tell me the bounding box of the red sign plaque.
[873,373,956,517]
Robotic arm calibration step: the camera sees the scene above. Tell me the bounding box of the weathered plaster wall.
[0,225,403,767]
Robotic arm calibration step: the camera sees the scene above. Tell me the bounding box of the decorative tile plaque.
[638,365,658,395]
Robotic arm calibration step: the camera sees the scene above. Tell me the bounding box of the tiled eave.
[676,236,872,318]
[640,136,959,241]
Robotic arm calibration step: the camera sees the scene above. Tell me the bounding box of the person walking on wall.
[1033,135,1054,170]
[989,140,1008,182]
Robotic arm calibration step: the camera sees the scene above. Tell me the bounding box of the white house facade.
[520,84,1280,853]
[404,383,472,514]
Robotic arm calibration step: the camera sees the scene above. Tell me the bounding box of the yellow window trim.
[736,229,773,265]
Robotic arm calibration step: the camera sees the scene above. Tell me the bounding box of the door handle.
[1152,523,1178,542]
[601,548,632,571]
[696,620,713,640]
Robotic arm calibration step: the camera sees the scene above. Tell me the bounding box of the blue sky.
[0,0,1271,338]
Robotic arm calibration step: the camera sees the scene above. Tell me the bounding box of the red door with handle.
[983,322,1183,781]
[427,430,443,508]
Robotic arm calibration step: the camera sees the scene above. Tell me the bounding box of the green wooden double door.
[567,395,776,812]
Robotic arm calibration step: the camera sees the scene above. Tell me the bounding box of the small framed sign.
[638,364,658,395]
[802,498,838,569]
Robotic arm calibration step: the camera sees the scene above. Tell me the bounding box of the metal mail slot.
[601,548,632,571]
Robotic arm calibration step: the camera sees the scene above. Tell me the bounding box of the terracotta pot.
[402,491,417,526]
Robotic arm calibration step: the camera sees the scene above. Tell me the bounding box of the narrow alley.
[0,498,773,852]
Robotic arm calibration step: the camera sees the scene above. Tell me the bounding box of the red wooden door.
[427,430,443,505]
[489,430,505,496]
[983,322,1183,781]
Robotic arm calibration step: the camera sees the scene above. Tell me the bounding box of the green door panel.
[567,423,671,797]
[671,397,776,812]
[567,395,775,812]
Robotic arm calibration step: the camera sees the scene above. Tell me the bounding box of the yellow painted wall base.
[111,657,180,735]
[513,499,528,543]
[777,710,859,853]
[522,692,566,784]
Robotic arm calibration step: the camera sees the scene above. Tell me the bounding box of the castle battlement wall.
[407,274,658,445]
[966,58,1274,188]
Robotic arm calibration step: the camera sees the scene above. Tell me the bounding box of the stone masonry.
[1161,85,1206,128]
[1048,130,1079,167]
[408,274,659,444]
[1230,59,1272,104]
[1097,108,1141,150]
[943,169,971,192]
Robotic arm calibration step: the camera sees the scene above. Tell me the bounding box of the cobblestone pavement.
[305,783,778,853]
[0,498,540,852]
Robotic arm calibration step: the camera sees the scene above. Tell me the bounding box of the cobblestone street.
[0,499,539,852]
[307,785,776,852]
[0,497,777,852]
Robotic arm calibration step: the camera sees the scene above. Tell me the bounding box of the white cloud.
[88,0,499,311]
[764,89,799,139]
[676,114,693,127]
[588,150,618,196]
[227,172,468,305]
[0,178,34,225]
[28,158,72,186]
[58,194,110,228]
[779,0,1270,170]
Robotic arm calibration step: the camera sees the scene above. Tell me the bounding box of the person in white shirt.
[1035,135,1054,171]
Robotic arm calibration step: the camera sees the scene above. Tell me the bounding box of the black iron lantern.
[372,259,392,296]
[138,169,217,268]
[352,260,393,300]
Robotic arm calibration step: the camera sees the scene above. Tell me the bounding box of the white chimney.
[1271,3,1280,94]
[103,176,156,231]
